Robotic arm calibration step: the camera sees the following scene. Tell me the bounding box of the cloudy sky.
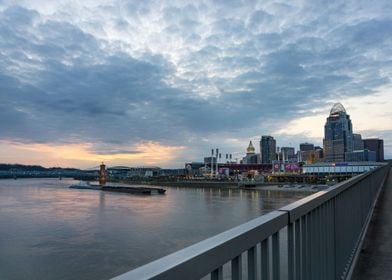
[1,0,391,168]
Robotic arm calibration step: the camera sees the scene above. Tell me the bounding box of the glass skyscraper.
[352,133,364,150]
[260,136,276,164]
[363,138,384,161]
[323,103,353,162]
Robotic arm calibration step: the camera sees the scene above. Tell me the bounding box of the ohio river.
[0,178,309,280]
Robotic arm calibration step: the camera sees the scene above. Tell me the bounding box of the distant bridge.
[83,165,161,171]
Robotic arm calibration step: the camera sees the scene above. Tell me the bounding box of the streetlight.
[216,148,219,177]
[211,149,214,178]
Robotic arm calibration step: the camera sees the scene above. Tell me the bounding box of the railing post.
[306,213,311,278]
[211,267,223,280]
[310,211,315,279]
[330,199,336,280]
[333,196,338,279]
[321,204,327,280]
[272,232,280,280]
[326,200,332,280]
[261,238,270,279]
[301,215,307,280]
[231,255,242,280]
[248,246,257,280]
[288,222,294,280]
[315,208,321,279]
[294,219,301,280]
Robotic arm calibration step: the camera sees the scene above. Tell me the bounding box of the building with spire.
[242,141,259,164]
[323,103,353,162]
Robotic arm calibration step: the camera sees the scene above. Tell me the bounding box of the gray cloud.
[0,1,391,165]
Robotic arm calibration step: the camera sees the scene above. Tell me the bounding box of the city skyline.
[1,1,391,168]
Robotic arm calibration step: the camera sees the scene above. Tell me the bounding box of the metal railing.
[112,164,390,280]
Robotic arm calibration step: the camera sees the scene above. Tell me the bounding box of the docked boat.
[69,181,96,189]
[69,181,166,195]
[102,185,166,195]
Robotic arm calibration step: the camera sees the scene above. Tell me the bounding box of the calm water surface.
[0,178,309,280]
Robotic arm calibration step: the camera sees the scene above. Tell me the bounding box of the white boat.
[69,181,92,189]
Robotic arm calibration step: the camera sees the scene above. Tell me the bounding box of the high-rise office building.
[299,142,315,163]
[314,146,324,163]
[363,138,384,161]
[300,143,314,151]
[323,103,353,162]
[353,133,364,150]
[260,136,276,164]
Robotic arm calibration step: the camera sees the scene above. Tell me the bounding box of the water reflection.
[0,179,309,280]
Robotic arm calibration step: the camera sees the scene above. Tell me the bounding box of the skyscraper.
[300,143,314,151]
[260,136,276,164]
[323,103,353,162]
[299,142,315,163]
[353,133,364,150]
[363,138,384,161]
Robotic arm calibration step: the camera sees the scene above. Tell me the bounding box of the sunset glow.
[0,140,185,168]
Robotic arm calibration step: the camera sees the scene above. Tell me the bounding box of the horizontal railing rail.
[112,164,390,280]
[112,211,287,280]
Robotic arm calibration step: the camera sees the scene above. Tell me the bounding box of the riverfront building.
[363,138,384,161]
[303,161,384,174]
[297,143,324,164]
[353,133,364,150]
[242,141,259,164]
[345,149,376,162]
[260,136,276,164]
[300,143,314,151]
[299,142,315,163]
[280,147,295,162]
[323,103,354,162]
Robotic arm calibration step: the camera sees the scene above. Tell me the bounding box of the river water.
[0,178,310,280]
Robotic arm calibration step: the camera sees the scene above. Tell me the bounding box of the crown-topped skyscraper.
[323,103,353,162]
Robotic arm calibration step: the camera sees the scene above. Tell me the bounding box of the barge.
[70,181,166,195]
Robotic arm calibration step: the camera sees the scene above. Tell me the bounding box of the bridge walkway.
[352,166,392,279]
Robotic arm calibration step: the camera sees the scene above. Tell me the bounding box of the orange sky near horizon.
[0,140,185,168]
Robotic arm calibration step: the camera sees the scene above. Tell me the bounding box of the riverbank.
[2,177,322,193]
[252,184,320,192]
[112,179,321,193]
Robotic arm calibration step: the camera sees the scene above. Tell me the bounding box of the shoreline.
[115,180,320,193]
[0,177,321,193]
